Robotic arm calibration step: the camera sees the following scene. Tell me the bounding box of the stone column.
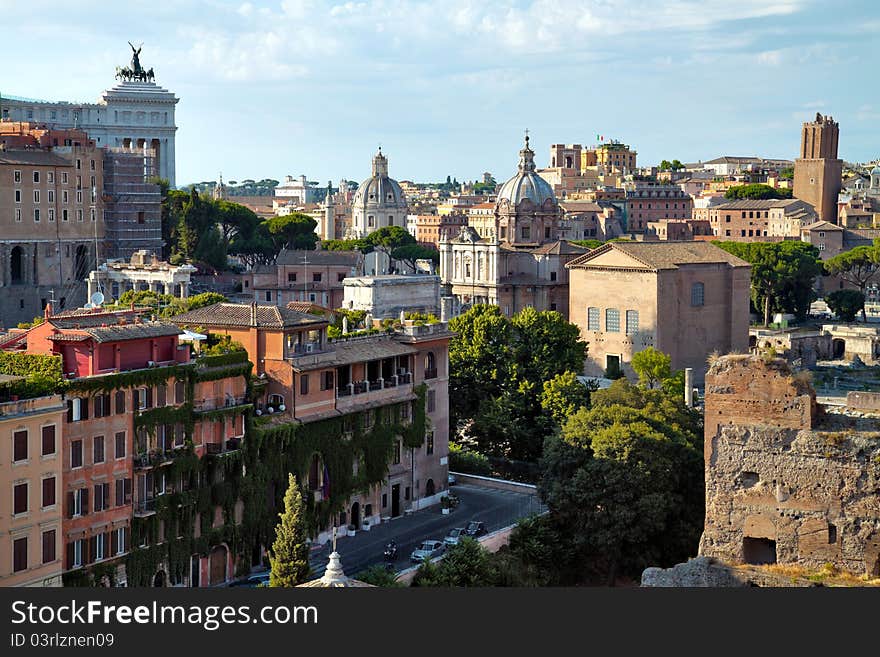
[164,282,172,296]
[179,281,188,299]
[684,368,694,408]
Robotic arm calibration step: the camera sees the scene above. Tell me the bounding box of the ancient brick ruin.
[700,354,880,577]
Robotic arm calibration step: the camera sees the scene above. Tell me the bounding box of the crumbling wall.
[701,354,880,576]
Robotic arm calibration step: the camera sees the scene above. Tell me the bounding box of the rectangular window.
[48,209,55,222]
[42,476,56,508]
[605,308,620,333]
[90,208,96,222]
[550,271,557,282]
[175,380,186,404]
[115,527,126,554]
[42,425,55,456]
[15,189,21,203]
[337,273,346,282]
[47,171,54,184]
[115,390,126,414]
[625,310,639,335]
[34,189,41,203]
[313,273,322,282]
[42,530,56,564]
[93,435,105,464]
[76,209,83,222]
[14,170,21,183]
[15,208,21,222]
[33,170,40,183]
[427,390,436,413]
[691,283,705,307]
[521,226,531,239]
[321,370,334,391]
[157,384,167,407]
[72,539,83,568]
[14,482,28,515]
[426,431,434,455]
[71,439,83,469]
[393,441,401,464]
[62,172,68,184]
[587,307,600,331]
[34,208,40,222]
[115,431,126,459]
[300,374,309,396]
[13,429,28,462]
[287,272,297,282]
[62,209,69,222]
[13,537,27,572]
[115,479,124,507]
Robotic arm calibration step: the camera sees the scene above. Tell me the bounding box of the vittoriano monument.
[115,41,155,82]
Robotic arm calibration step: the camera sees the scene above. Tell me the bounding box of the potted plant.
[440,496,453,514]
[346,523,356,537]
[361,517,371,531]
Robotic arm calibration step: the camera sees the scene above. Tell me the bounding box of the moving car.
[410,540,446,563]
[464,521,486,537]
[448,473,457,486]
[229,571,271,587]
[444,527,467,547]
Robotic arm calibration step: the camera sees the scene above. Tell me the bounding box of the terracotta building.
[408,213,467,249]
[0,388,66,586]
[625,185,693,232]
[242,248,364,310]
[793,113,842,224]
[699,198,817,241]
[567,241,751,383]
[170,302,452,545]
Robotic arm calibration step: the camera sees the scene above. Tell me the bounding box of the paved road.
[306,483,545,579]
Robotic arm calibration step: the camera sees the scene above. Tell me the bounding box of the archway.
[74,245,89,280]
[832,338,845,359]
[10,246,23,284]
[209,545,227,585]
[425,478,435,497]
[153,570,166,587]
[350,501,360,528]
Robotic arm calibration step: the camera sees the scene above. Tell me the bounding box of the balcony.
[133,446,186,470]
[205,437,242,457]
[134,498,157,517]
[424,368,438,380]
[335,374,415,413]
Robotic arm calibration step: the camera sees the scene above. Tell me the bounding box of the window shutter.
[104,532,112,559]
[103,483,110,509]
[67,491,75,519]
[94,397,102,418]
[124,478,132,505]
[116,390,125,414]
[111,529,118,555]
[67,399,74,423]
[87,536,96,564]
[124,527,130,553]
[145,387,153,409]
[115,479,123,507]
[82,487,89,515]
[133,389,139,409]
[81,397,89,420]
[94,484,102,511]
[66,542,75,570]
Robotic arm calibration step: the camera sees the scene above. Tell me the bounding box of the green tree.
[824,240,880,321]
[630,347,672,388]
[269,474,310,587]
[540,371,593,425]
[390,244,440,270]
[825,289,865,323]
[724,184,792,200]
[571,239,604,250]
[216,200,261,253]
[185,292,228,312]
[363,226,416,264]
[714,241,822,323]
[779,166,794,180]
[355,565,403,587]
[265,213,319,253]
[411,538,498,587]
[321,238,372,253]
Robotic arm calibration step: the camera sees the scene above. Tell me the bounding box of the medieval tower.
[793,113,842,224]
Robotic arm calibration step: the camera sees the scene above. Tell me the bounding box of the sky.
[2,0,878,187]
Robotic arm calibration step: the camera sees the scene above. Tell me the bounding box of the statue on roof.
[115,42,154,82]
[128,41,143,74]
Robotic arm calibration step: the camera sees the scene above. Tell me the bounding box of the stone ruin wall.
[700,355,880,576]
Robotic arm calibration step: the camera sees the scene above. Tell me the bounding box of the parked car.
[447,473,457,486]
[444,527,467,547]
[229,571,271,587]
[464,521,487,537]
[410,540,446,563]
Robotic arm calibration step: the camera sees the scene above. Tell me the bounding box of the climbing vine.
[68,363,195,396]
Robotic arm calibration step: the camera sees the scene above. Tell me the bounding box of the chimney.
[251,302,258,327]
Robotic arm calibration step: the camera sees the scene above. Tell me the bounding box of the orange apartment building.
[171,302,452,543]
[0,387,66,587]
[409,213,467,248]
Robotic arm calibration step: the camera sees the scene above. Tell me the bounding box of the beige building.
[702,198,817,240]
[0,390,66,587]
[567,241,751,383]
[595,141,636,173]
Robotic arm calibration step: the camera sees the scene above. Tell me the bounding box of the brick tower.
[793,113,842,224]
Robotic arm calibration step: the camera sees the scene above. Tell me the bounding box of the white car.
[410,540,446,563]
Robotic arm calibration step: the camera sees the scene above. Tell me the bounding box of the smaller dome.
[496,135,557,208]
[871,165,880,176]
[352,148,407,210]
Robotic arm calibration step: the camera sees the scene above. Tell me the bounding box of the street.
[306,483,546,579]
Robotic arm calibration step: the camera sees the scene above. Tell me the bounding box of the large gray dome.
[352,149,407,211]
[496,135,557,207]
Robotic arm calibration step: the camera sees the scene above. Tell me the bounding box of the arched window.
[424,352,436,379]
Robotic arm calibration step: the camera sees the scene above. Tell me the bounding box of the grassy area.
[745,562,880,587]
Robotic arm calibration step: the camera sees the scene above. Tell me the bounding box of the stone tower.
[323,180,335,240]
[793,113,842,224]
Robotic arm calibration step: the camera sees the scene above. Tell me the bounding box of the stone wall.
[701,354,880,576]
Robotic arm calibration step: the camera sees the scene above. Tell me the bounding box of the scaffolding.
[103,147,164,260]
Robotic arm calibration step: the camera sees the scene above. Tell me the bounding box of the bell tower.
[793,113,842,224]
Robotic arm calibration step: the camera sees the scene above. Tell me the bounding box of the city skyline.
[2,0,878,187]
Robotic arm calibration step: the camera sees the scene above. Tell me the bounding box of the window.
[265,291,271,302]
[13,429,28,462]
[115,479,125,507]
[287,272,297,282]
[62,189,68,204]
[34,189,41,203]
[76,209,83,222]
[427,389,436,413]
[550,271,557,282]
[93,436,105,464]
[41,425,55,456]
[72,539,83,568]
[94,483,110,512]
[15,208,21,222]
[62,209,68,222]
[115,390,126,414]
[62,172,68,184]
[76,189,83,204]
[605,308,620,333]
[48,208,55,222]
[33,170,40,183]
[42,530,56,564]
[691,282,705,307]
[157,384,167,407]
[42,476,56,508]
[300,374,309,396]
[136,388,148,410]
[90,208,96,222]
[587,307,600,331]
[313,273,322,282]
[175,380,186,404]
[393,441,401,464]
[34,208,40,222]
[14,170,21,183]
[13,537,27,572]
[14,482,28,515]
[521,226,531,239]
[368,215,375,228]
[625,310,639,335]
[47,171,54,183]
[426,431,434,455]
[71,439,83,469]
[321,370,334,391]
[818,243,826,251]
[115,527,126,554]
[337,273,346,282]
[114,431,126,460]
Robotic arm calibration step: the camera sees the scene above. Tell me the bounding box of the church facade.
[439,135,588,320]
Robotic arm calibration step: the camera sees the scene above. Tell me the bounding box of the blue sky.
[2,1,878,187]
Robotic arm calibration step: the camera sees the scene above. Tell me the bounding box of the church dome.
[352,149,407,211]
[496,135,557,208]
[871,165,880,176]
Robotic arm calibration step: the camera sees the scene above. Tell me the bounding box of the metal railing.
[134,498,157,516]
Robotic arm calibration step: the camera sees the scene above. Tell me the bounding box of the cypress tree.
[269,474,311,587]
